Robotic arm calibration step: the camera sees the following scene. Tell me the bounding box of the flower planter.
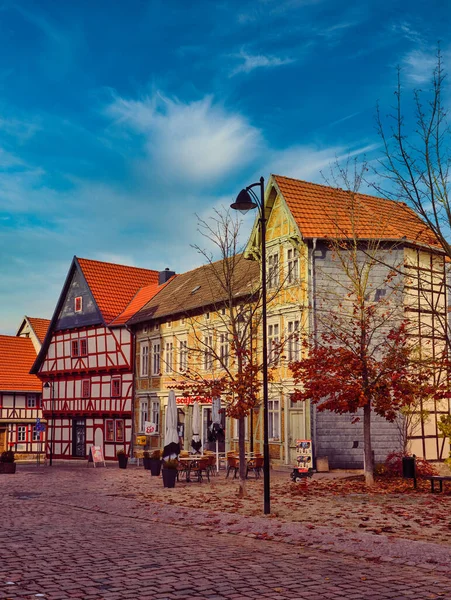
[117,455,128,469]
[143,457,152,470]
[162,468,177,488]
[149,458,162,476]
[0,463,16,474]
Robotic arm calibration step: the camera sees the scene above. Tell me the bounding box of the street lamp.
[43,381,55,467]
[231,176,271,515]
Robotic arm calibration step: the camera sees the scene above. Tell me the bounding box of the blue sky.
[0,0,449,333]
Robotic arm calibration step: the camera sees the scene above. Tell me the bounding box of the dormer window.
[75,296,82,313]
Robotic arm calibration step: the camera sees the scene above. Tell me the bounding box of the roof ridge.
[77,256,159,274]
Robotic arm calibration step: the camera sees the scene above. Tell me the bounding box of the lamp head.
[230,188,257,214]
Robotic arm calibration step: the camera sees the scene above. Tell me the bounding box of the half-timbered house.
[31,257,169,461]
[0,316,49,457]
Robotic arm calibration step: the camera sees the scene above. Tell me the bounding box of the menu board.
[295,439,312,472]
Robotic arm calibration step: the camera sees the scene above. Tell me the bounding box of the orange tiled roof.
[26,317,51,343]
[111,279,173,326]
[273,175,439,247]
[77,258,160,324]
[0,335,42,392]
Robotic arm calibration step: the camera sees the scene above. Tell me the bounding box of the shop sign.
[176,396,212,405]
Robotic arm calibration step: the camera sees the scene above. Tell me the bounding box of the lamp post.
[43,381,55,467]
[231,176,270,515]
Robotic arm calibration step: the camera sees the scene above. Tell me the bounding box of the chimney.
[159,267,175,285]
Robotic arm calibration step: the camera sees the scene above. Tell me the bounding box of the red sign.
[176,396,212,405]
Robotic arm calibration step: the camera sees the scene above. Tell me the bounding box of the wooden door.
[72,419,86,458]
[288,406,305,465]
[0,428,7,452]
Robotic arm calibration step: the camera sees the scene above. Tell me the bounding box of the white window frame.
[268,323,280,366]
[139,398,149,433]
[164,341,173,374]
[150,397,160,434]
[286,247,299,284]
[151,340,161,375]
[204,335,213,370]
[17,425,26,442]
[32,426,41,442]
[219,333,229,368]
[268,252,279,288]
[287,319,300,362]
[232,416,248,440]
[268,398,281,440]
[75,296,83,313]
[179,340,188,372]
[140,343,149,377]
[27,394,37,408]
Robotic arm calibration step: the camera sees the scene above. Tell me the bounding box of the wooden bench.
[426,476,451,493]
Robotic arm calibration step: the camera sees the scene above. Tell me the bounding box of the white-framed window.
[75,296,83,312]
[232,416,248,439]
[166,320,172,329]
[151,397,160,434]
[204,335,213,370]
[268,252,279,288]
[205,312,210,320]
[27,394,37,408]
[17,425,26,442]
[139,398,148,433]
[164,342,173,374]
[32,426,41,442]
[219,333,229,368]
[287,247,299,284]
[151,341,161,375]
[140,343,149,377]
[268,399,280,440]
[287,320,300,362]
[268,323,280,366]
[179,340,188,371]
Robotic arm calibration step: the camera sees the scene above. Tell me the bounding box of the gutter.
[309,238,318,467]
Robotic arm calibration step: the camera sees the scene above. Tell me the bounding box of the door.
[72,419,86,458]
[0,428,7,452]
[288,403,305,464]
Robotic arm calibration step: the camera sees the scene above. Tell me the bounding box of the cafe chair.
[226,456,239,479]
[189,458,210,483]
[246,456,264,479]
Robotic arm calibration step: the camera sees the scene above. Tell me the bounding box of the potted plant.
[0,450,16,474]
[161,458,178,488]
[149,450,162,477]
[142,451,152,470]
[116,448,128,469]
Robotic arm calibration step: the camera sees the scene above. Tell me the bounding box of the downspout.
[309,238,318,468]
[125,324,136,460]
[284,392,289,465]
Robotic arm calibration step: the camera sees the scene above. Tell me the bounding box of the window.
[166,320,172,328]
[115,420,124,442]
[287,248,299,284]
[139,399,148,432]
[106,420,114,442]
[32,426,41,442]
[17,425,26,442]
[71,340,79,357]
[232,416,248,439]
[72,339,87,357]
[268,323,280,366]
[111,378,121,397]
[204,335,213,370]
[287,320,300,362]
[75,296,83,312]
[205,312,210,320]
[164,342,173,373]
[268,252,279,288]
[140,343,149,377]
[179,340,188,371]
[27,394,37,408]
[151,341,161,375]
[219,333,229,368]
[150,398,160,434]
[268,399,280,440]
[81,379,90,398]
[79,338,88,356]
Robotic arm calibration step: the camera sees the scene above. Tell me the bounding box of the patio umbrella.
[211,397,223,471]
[162,390,180,460]
[190,401,202,454]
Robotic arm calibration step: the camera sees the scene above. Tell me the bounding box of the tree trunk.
[237,415,247,498]
[363,401,374,486]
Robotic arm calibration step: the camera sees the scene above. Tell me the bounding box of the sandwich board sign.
[90,445,106,467]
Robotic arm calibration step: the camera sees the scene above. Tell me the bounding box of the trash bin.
[402,455,416,479]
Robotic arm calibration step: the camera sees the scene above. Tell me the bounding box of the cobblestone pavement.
[1,466,450,600]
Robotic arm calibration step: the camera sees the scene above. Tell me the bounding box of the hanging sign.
[144,421,156,435]
[90,445,106,467]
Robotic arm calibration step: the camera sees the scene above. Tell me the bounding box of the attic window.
[75,296,82,313]
[191,285,201,294]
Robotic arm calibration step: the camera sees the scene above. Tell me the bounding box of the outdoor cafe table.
[178,456,210,482]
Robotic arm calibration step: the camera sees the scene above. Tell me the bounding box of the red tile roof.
[0,335,42,392]
[77,258,160,324]
[26,317,51,344]
[273,175,439,247]
[111,279,174,326]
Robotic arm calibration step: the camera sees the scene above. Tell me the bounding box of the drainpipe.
[309,238,318,467]
[284,393,289,465]
[125,324,136,460]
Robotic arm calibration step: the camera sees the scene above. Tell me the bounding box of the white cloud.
[402,49,437,85]
[106,93,262,186]
[231,52,295,76]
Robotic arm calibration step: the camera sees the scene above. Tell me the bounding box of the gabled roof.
[77,258,160,324]
[273,175,440,248]
[128,255,259,324]
[19,317,51,344]
[0,335,42,392]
